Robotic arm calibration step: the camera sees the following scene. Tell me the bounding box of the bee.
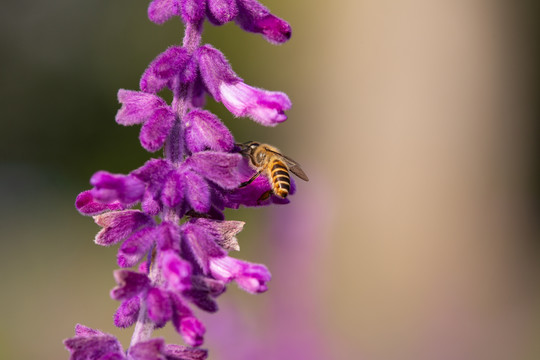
[237,141,309,201]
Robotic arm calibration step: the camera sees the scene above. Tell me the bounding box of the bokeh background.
[1,1,538,359]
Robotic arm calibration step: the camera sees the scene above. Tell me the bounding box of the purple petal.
[163,344,208,360]
[140,106,177,152]
[183,169,211,213]
[64,327,124,360]
[110,270,150,301]
[117,227,156,268]
[235,0,291,44]
[128,338,165,360]
[184,110,234,153]
[148,0,181,24]
[191,218,244,251]
[181,222,225,273]
[161,171,184,208]
[146,287,173,328]
[196,45,240,100]
[142,190,162,216]
[182,290,218,313]
[132,158,175,185]
[190,275,226,297]
[90,171,145,205]
[223,173,293,208]
[160,250,192,292]
[155,221,182,251]
[180,0,207,24]
[170,294,206,347]
[116,90,167,126]
[75,190,124,216]
[94,210,154,246]
[209,256,271,293]
[185,151,245,189]
[114,296,141,328]
[74,324,104,337]
[206,0,238,25]
[132,159,175,214]
[140,46,189,94]
[189,74,207,108]
[178,317,206,347]
[219,81,291,126]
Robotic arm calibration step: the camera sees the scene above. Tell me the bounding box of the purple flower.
[116,90,177,152]
[219,81,291,126]
[64,325,208,360]
[148,0,181,25]
[148,0,291,44]
[235,0,292,44]
[209,256,271,294]
[196,45,291,125]
[184,109,234,153]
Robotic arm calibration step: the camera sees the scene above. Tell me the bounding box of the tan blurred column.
[294,0,538,359]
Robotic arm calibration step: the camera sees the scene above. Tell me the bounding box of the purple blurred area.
[1,1,538,359]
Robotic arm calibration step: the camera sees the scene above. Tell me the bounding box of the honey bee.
[237,141,309,201]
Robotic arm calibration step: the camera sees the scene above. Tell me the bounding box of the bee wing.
[266,148,309,181]
[287,161,309,181]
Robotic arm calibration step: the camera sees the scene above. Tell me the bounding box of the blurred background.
[1,1,538,359]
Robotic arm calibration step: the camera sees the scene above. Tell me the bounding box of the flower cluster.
[65,0,296,359]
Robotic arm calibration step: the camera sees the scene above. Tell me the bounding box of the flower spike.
[68,0,302,358]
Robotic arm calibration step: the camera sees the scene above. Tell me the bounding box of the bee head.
[237,141,260,155]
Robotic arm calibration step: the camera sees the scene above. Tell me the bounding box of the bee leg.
[239,169,263,188]
[257,190,272,204]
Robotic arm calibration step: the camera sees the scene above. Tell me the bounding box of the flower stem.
[129,18,204,351]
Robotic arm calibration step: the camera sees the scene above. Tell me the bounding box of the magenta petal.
[181,222,225,273]
[191,218,244,251]
[219,81,291,126]
[180,317,206,347]
[185,151,245,189]
[183,169,211,213]
[90,171,145,205]
[235,0,291,44]
[110,270,150,301]
[148,0,181,24]
[209,256,271,294]
[132,158,175,184]
[255,14,292,44]
[114,296,141,328]
[132,158,175,215]
[170,293,206,347]
[146,287,173,327]
[196,45,240,100]
[75,190,124,216]
[74,324,104,337]
[184,110,234,153]
[117,226,156,268]
[94,210,154,246]
[128,338,165,360]
[155,221,182,251]
[160,250,192,292]
[180,0,207,24]
[206,0,238,25]
[163,344,208,360]
[116,90,167,126]
[140,46,189,94]
[64,333,125,360]
[139,106,176,152]
[161,171,184,208]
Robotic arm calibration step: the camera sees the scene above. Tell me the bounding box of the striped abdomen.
[269,159,290,198]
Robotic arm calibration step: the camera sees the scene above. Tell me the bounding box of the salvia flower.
[66,0,300,358]
[148,0,291,44]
